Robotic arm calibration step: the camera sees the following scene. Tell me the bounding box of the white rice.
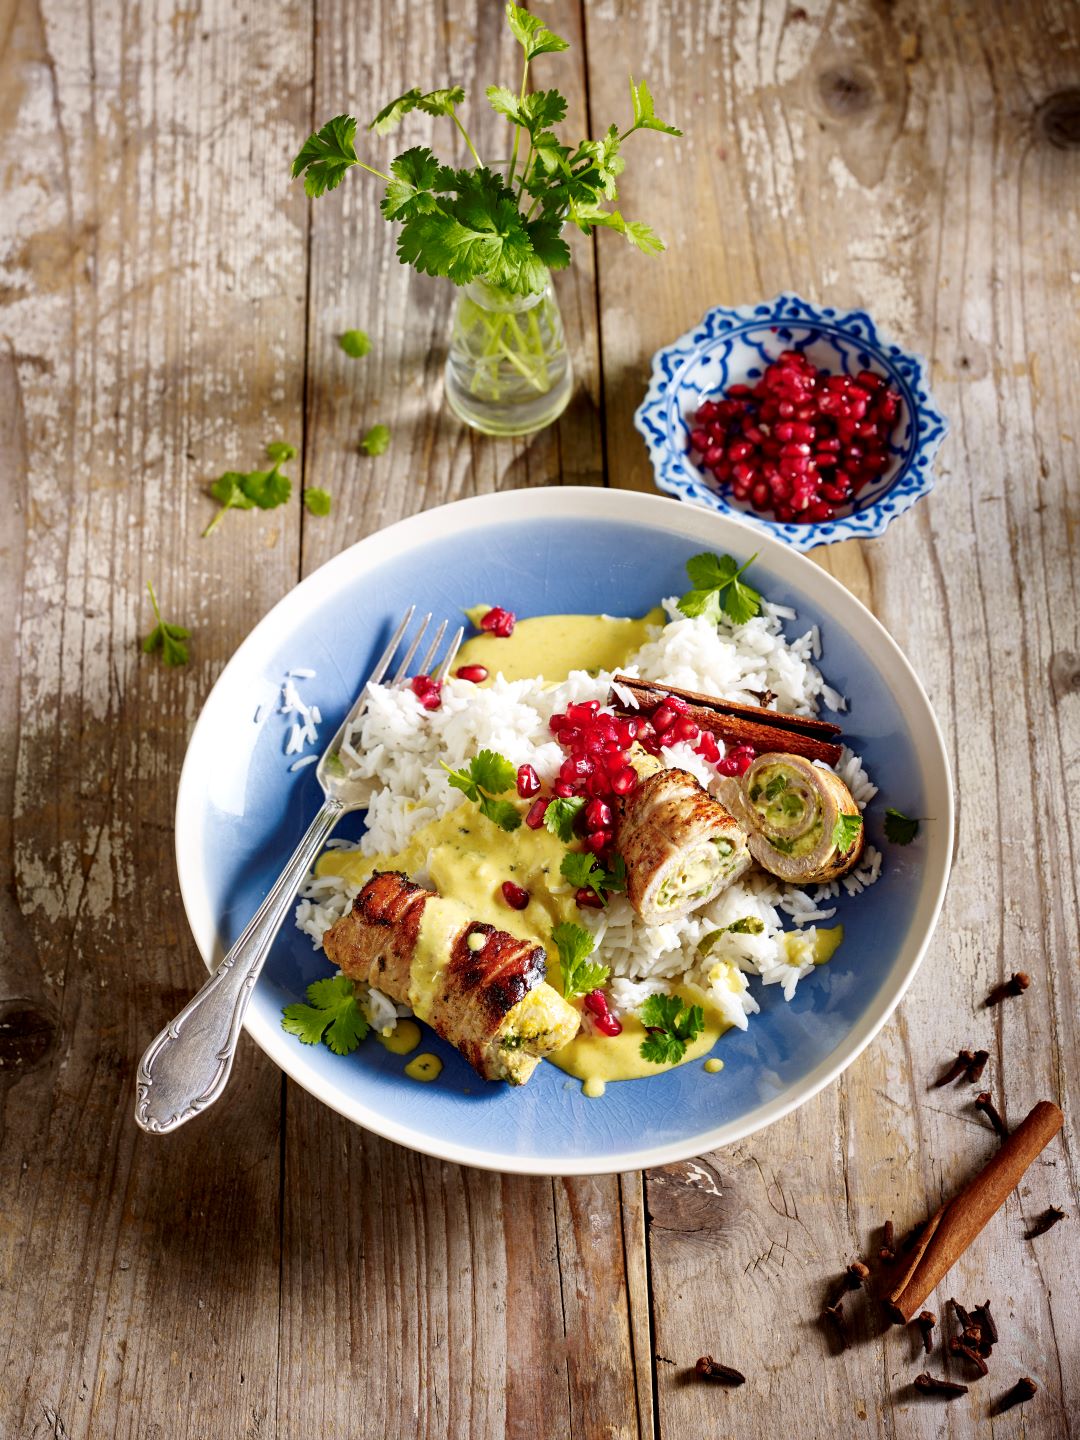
[293,598,882,1032]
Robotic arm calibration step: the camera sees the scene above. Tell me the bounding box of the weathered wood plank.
[586,0,1080,1435]
[0,0,311,1434]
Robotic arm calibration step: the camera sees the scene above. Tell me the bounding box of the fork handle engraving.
[134,798,344,1134]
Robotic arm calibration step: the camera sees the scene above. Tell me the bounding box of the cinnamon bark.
[609,675,844,766]
[885,1101,1064,1323]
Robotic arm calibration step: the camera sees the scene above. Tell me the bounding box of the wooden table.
[2,2,1077,1435]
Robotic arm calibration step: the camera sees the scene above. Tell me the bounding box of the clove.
[949,1337,989,1376]
[915,1311,936,1354]
[974,1091,1008,1139]
[994,1377,1037,1414]
[879,1219,895,1263]
[694,1355,745,1386]
[967,1049,990,1083]
[914,1372,968,1398]
[1025,1205,1066,1239]
[934,1049,976,1087]
[985,972,1030,1007]
[825,1259,870,1308]
[950,1298,973,1329]
[822,1302,849,1351]
[971,1301,998,1347]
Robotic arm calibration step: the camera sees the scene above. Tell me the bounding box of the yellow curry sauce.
[315,611,845,1093]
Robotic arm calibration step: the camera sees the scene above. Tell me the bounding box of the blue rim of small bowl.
[633,293,949,551]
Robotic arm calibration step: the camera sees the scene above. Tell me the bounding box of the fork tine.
[416,619,447,677]
[434,625,465,682]
[367,606,414,691]
[391,613,431,685]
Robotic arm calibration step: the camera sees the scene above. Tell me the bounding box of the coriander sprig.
[883,807,920,845]
[551,922,609,1002]
[832,813,863,853]
[291,4,680,296]
[677,551,761,626]
[560,850,626,903]
[441,749,522,832]
[281,976,370,1055]
[203,441,297,537]
[638,993,705,1066]
[141,581,190,667]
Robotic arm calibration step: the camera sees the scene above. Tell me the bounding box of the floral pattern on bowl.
[633,293,949,551]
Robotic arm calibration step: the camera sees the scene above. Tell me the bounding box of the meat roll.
[615,767,752,927]
[321,870,579,1084]
[716,752,864,884]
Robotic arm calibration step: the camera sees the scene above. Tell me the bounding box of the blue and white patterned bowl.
[634,294,948,551]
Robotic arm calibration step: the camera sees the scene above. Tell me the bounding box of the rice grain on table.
[293,598,882,1030]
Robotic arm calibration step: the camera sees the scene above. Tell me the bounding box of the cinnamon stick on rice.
[608,675,844,766]
[885,1101,1064,1323]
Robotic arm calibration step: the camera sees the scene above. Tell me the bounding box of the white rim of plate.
[175,486,954,1176]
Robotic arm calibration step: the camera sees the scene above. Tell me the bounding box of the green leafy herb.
[339,329,372,358]
[551,922,609,1001]
[543,795,585,843]
[203,442,296,536]
[441,749,522,832]
[677,552,761,626]
[638,993,705,1066]
[304,487,332,516]
[281,975,370,1055]
[699,917,766,956]
[832,813,864,853]
[560,850,627,902]
[291,6,680,294]
[360,423,391,456]
[883,808,920,845]
[140,581,190,667]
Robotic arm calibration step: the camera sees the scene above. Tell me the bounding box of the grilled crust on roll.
[716,752,864,884]
[615,767,752,927]
[322,870,579,1084]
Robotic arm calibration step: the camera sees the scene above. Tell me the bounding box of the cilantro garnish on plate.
[551,923,609,1002]
[442,750,522,832]
[543,795,585,843]
[832,813,863,852]
[677,551,761,626]
[883,808,920,845]
[560,850,626,903]
[281,976,370,1055]
[638,994,705,1065]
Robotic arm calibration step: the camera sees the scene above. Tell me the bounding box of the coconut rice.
[294,597,881,1035]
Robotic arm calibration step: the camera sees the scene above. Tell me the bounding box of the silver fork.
[134,608,463,1135]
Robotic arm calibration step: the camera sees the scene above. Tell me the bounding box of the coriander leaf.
[832,812,864,853]
[369,87,424,134]
[622,219,665,255]
[674,587,722,622]
[240,465,291,510]
[560,850,625,901]
[416,86,467,118]
[677,551,761,625]
[381,146,445,221]
[884,808,920,845]
[292,114,360,197]
[339,329,372,358]
[505,3,569,59]
[628,76,682,137]
[638,992,704,1066]
[686,551,738,589]
[524,217,571,270]
[265,441,297,463]
[551,922,610,1002]
[304,487,332,516]
[604,854,627,893]
[141,581,190,667]
[530,130,572,177]
[360,423,391,456]
[281,974,370,1055]
[479,795,523,832]
[487,86,568,134]
[202,471,255,537]
[441,761,480,803]
[725,575,762,626]
[470,748,517,795]
[544,795,585,843]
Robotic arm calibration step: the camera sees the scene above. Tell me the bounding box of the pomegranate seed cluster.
[689,351,902,524]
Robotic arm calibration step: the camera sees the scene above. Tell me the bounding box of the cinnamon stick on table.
[885,1101,1064,1323]
[609,675,844,766]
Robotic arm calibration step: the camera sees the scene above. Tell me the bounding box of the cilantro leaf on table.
[339,329,371,358]
[304,488,332,516]
[832,813,864,853]
[292,114,361,196]
[281,975,370,1055]
[360,423,391,456]
[883,808,920,845]
[677,551,761,626]
[242,465,292,510]
[638,993,705,1065]
[140,581,190,667]
[560,850,626,902]
[543,795,585,844]
[203,442,295,536]
[441,750,521,832]
[551,923,609,1002]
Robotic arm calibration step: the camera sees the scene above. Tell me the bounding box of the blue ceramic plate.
[634,293,949,550]
[176,488,953,1175]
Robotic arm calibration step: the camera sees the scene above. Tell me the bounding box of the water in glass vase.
[445,272,573,437]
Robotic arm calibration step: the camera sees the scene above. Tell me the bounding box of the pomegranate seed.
[575,887,605,910]
[501,880,529,910]
[525,797,550,829]
[672,715,700,742]
[593,1009,622,1037]
[585,830,609,854]
[696,730,720,762]
[455,664,488,683]
[480,606,515,637]
[566,700,600,723]
[690,427,711,453]
[611,766,637,795]
[584,798,613,829]
[516,764,540,799]
[652,704,676,733]
[554,780,575,798]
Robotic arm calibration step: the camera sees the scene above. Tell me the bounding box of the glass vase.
[444,272,573,437]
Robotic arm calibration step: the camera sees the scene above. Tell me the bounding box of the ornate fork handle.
[135,797,344,1134]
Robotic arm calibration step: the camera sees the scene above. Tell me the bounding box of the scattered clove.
[694,1356,746,1386]
[967,1049,990,1083]
[1025,1205,1066,1239]
[915,1311,936,1354]
[822,1302,849,1351]
[934,1049,976,1086]
[972,1301,998,1347]
[879,1219,895,1263]
[985,972,1030,1007]
[825,1259,870,1307]
[950,1298,973,1329]
[974,1091,1008,1139]
[949,1337,989,1376]
[994,1376,1037,1413]
[914,1372,968,1398]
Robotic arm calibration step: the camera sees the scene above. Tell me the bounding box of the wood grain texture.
[1,0,1078,1437]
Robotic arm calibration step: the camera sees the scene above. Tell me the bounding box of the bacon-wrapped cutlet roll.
[615,766,752,927]
[321,871,580,1084]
